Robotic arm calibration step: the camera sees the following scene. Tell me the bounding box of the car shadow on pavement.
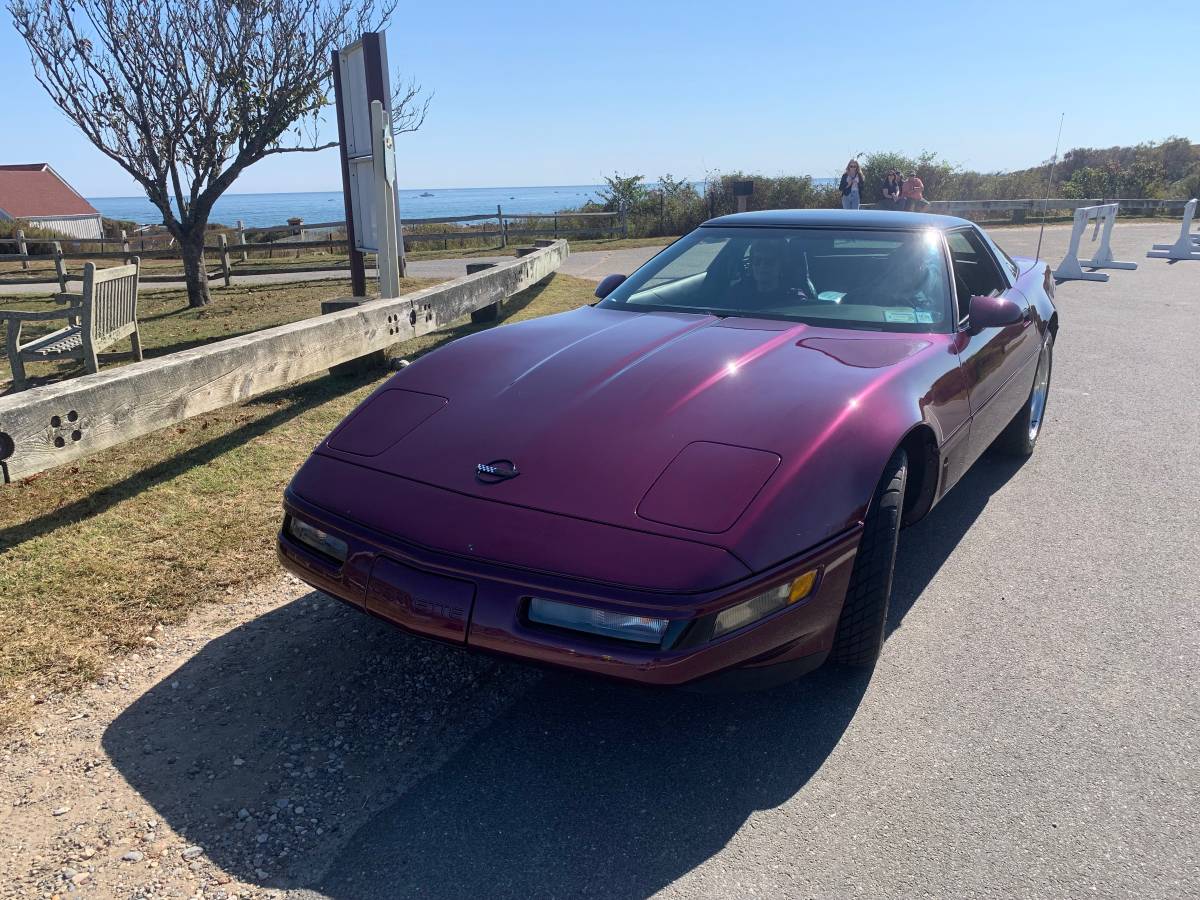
[310,668,872,899]
[102,453,1025,898]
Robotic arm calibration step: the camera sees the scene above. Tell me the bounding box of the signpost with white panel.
[333,32,405,297]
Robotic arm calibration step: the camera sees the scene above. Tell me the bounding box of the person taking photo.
[839,160,864,210]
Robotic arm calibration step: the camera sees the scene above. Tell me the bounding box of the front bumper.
[277,489,860,688]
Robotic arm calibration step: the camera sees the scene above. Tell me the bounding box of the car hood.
[315,305,937,568]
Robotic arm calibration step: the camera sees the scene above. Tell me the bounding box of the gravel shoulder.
[0,575,537,898]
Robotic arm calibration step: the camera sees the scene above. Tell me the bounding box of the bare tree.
[10,0,430,308]
[391,76,432,135]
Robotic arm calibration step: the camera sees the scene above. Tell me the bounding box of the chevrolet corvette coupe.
[278,210,1057,688]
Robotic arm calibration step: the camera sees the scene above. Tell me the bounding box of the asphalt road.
[284,221,1199,898]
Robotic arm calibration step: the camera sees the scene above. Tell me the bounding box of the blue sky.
[0,0,1192,197]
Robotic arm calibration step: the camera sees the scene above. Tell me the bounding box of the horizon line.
[86,183,615,199]
[85,177,837,200]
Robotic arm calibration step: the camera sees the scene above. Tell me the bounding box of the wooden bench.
[3,260,142,392]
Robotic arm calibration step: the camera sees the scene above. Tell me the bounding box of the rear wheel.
[995,335,1053,456]
[829,449,907,667]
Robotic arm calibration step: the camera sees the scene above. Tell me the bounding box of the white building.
[0,163,104,240]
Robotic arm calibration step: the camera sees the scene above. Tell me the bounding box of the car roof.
[703,209,974,231]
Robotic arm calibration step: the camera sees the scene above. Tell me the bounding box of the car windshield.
[598,226,953,333]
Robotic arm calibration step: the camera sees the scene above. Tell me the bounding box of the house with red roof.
[0,163,103,240]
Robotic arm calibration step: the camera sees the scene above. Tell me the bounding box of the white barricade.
[1146,198,1200,261]
[1053,203,1138,282]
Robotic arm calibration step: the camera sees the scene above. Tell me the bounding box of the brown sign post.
[732,179,755,214]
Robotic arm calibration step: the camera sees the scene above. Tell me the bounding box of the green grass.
[0,272,598,729]
[0,275,443,392]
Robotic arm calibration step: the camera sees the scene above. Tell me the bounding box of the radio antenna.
[1035,113,1066,261]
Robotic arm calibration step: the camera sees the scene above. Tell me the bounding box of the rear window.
[599,226,953,333]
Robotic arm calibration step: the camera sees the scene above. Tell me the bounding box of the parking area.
[1,220,1196,899]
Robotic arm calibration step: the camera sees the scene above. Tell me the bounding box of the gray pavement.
[295,221,1200,898]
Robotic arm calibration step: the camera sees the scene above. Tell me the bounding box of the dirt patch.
[0,574,537,898]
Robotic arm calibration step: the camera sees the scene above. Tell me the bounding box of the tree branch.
[262,141,340,156]
[390,77,432,134]
[8,0,420,305]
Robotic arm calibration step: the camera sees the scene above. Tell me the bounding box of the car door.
[948,227,1039,461]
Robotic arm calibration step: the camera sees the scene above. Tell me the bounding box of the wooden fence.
[0,240,568,485]
[922,197,1193,223]
[0,208,619,286]
[231,209,623,253]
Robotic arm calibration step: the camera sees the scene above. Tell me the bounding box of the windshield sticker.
[915,310,934,323]
[884,309,917,323]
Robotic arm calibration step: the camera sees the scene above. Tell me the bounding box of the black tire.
[994,335,1054,457]
[829,448,907,667]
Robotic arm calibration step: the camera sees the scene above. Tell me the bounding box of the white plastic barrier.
[1053,203,1138,282]
[1146,198,1200,261]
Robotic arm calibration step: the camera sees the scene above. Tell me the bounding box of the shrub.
[550,138,1200,239]
[0,219,65,255]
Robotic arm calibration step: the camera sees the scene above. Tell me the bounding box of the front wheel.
[829,449,907,667]
[995,335,1054,456]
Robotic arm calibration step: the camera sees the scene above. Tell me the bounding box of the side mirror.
[968,294,1024,330]
[594,273,626,300]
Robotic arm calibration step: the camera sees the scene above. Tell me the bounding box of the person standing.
[839,160,864,210]
[901,172,928,211]
[881,169,903,210]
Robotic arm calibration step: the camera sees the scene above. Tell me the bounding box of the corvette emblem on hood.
[476,459,519,484]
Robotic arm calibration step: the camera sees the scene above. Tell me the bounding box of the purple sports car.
[278,210,1057,688]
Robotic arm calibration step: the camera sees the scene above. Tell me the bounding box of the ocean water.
[89,185,608,229]
[89,178,838,229]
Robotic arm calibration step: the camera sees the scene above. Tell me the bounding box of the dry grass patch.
[0,272,597,728]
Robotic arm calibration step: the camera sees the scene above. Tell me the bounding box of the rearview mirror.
[968,294,1024,330]
[594,273,626,300]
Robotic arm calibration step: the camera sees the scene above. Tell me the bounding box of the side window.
[988,236,1020,279]
[946,229,1008,301]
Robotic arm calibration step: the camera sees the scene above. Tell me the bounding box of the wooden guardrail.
[0,240,568,484]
